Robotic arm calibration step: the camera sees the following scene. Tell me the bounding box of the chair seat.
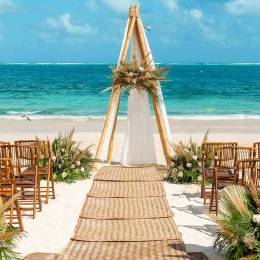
[20,168,47,177]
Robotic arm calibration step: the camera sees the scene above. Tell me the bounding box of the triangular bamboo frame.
[94,4,171,166]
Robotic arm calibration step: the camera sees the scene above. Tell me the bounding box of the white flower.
[184,149,189,152]
[197,175,202,181]
[76,161,81,166]
[132,78,137,84]
[178,171,183,178]
[186,163,191,168]
[80,167,84,173]
[58,164,62,169]
[139,67,144,71]
[198,162,201,167]
[61,148,65,152]
[129,72,133,77]
[215,156,218,160]
[253,214,260,223]
[62,172,68,178]
[192,155,198,160]
[170,162,175,167]
[51,155,56,161]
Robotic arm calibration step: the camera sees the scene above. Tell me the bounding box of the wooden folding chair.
[0,158,24,231]
[15,140,55,204]
[209,146,256,215]
[201,142,238,205]
[0,145,42,219]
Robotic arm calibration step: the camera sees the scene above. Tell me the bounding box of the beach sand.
[1,118,259,259]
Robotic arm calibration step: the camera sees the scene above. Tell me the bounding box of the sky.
[0,0,259,63]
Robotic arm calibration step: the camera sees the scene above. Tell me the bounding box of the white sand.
[1,118,259,259]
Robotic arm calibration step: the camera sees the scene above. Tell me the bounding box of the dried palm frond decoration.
[102,53,170,102]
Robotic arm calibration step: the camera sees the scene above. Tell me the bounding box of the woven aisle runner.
[57,166,189,260]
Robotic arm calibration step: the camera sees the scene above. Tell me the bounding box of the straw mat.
[72,217,182,242]
[80,196,173,219]
[57,240,189,260]
[94,166,163,181]
[23,253,57,260]
[88,180,165,197]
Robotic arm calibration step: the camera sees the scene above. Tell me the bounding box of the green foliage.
[166,137,202,184]
[51,128,95,184]
[0,227,25,260]
[0,195,25,260]
[214,184,260,260]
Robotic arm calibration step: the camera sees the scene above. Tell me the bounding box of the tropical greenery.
[0,194,24,260]
[165,130,210,184]
[102,53,169,102]
[213,182,260,260]
[50,128,95,184]
[165,136,203,183]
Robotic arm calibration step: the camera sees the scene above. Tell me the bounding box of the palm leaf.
[74,144,94,162]
[0,232,21,242]
[202,129,210,144]
[66,127,75,153]
[0,193,20,215]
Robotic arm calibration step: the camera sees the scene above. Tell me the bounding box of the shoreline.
[1,118,260,134]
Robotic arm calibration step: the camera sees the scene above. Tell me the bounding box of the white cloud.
[0,0,15,14]
[44,13,98,37]
[85,0,96,11]
[102,0,139,13]
[190,9,203,20]
[164,0,178,12]
[33,30,56,43]
[225,0,260,15]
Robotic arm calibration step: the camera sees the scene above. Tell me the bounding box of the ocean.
[0,63,260,120]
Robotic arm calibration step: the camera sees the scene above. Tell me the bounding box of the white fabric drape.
[121,27,157,165]
[99,19,129,161]
[139,19,173,150]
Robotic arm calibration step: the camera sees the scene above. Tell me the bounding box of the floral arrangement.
[102,54,169,102]
[51,128,95,184]
[213,182,260,260]
[165,137,202,183]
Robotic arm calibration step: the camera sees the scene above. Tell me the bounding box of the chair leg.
[37,181,42,212]
[45,172,50,204]
[51,170,55,199]
[14,199,24,231]
[215,183,219,216]
[209,180,214,213]
[33,187,37,219]
[9,188,14,226]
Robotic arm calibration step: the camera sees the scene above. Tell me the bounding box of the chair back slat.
[202,142,238,169]
[253,142,260,158]
[237,159,260,187]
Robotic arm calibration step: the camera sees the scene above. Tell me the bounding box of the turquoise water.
[0,63,260,120]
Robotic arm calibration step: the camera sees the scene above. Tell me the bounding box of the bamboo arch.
[94,4,171,167]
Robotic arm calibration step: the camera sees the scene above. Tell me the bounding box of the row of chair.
[200,142,260,214]
[0,140,56,231]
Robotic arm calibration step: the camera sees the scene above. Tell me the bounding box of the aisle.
[57,166,189,260]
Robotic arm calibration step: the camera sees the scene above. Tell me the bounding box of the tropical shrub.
[0,194,25,260]
[51,128,95,184]
[213,183,260,260]
[165,137,202,183]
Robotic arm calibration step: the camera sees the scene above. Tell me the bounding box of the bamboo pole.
[120,9,137,64]
[107,93,121,163]
[135,16,171,164]
[92,89,118,168]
